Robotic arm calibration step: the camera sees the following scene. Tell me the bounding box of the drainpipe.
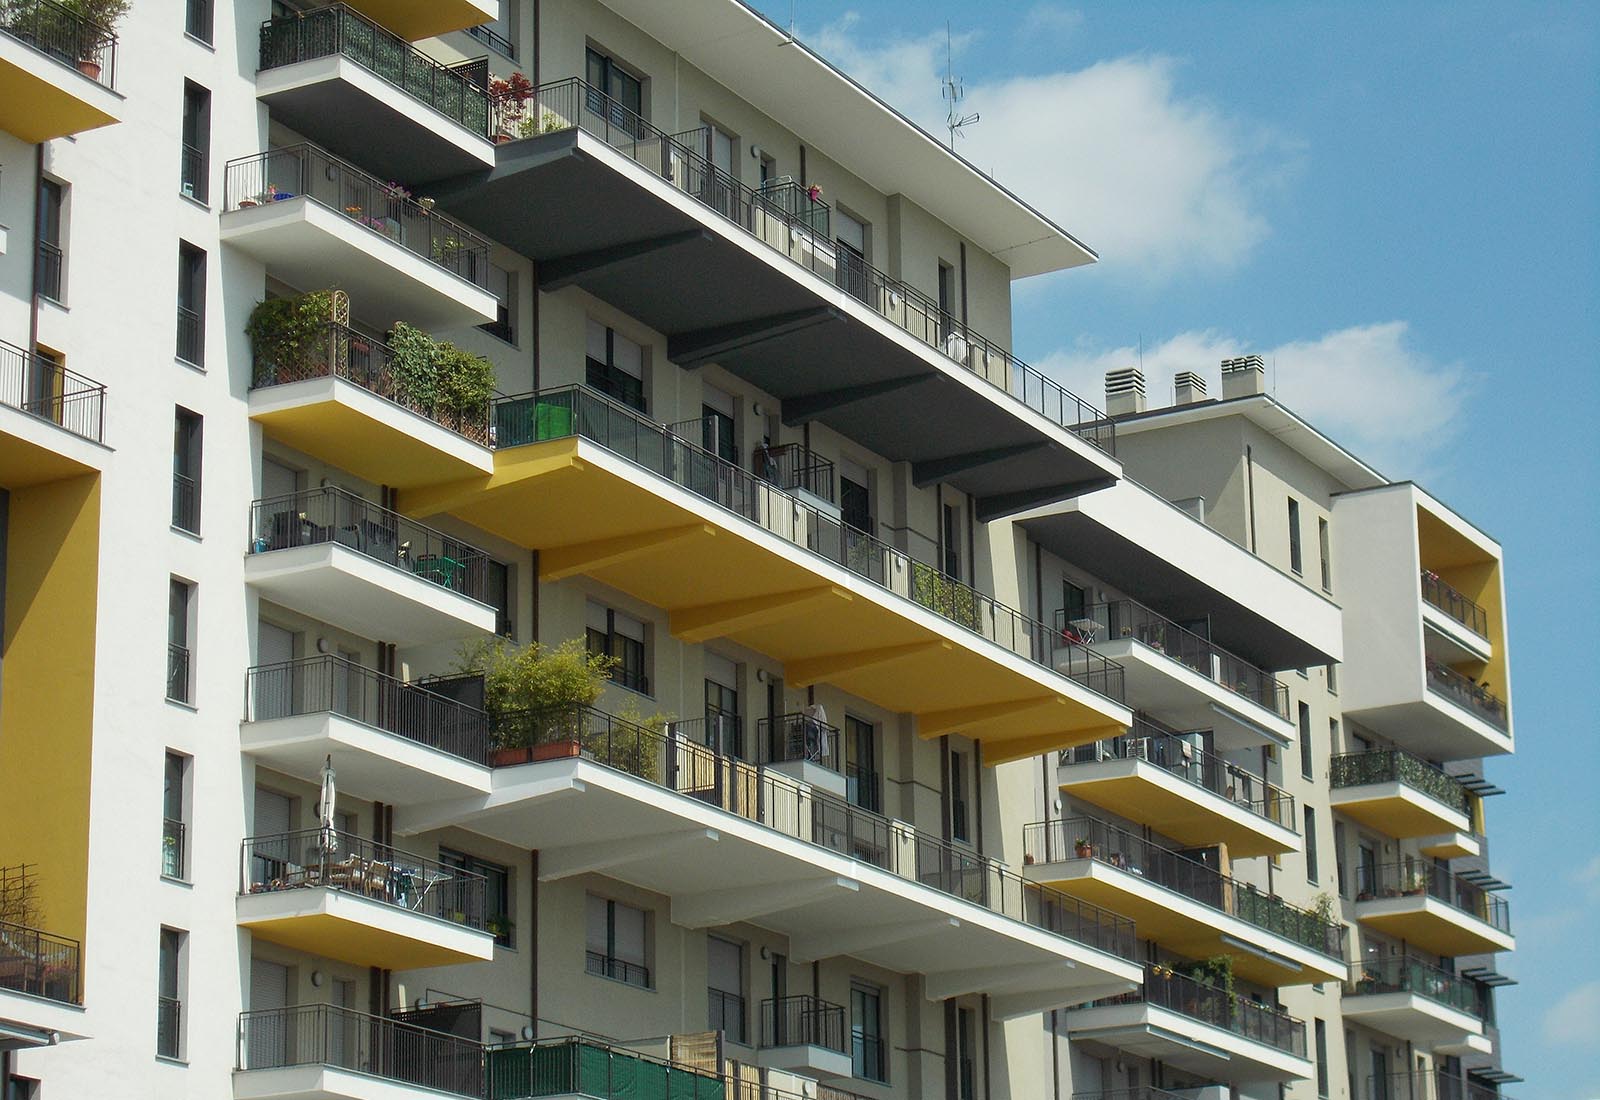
[29,145,44,353]
[1246,444,1258,554]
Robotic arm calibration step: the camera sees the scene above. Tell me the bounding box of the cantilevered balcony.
[0,338,106,489]
[757,994,851,1077]
[246,487,503,644]
[221,145,498,329]
[430,79,1122,520]
[1426,661,1508,738]
[238,828,495,969]
[1058,602,1294,748]
[755,712,845,797]
[235,1004,485,1099]
[1421,570,1491,660]
[1330,749,1476,839]
[1370,1070,1517,1100]
[0,0,121,141]
[338,0,498,41]
[1059,716,1299,857]
[0,915,86,1048]
[1023,817,1346,986]
[255,4,495,183]
[1355,863,1513,956]
[1343,955,1488,1052]
[242,656,491,804]
[399,703,1143,1017]
[1064,964,1312,1083]
[399,385,1133,763]
[489,1037,726,1100]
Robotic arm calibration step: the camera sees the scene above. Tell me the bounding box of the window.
[950,749,971,843]
[1314,1018,1329,1098]
[1305,806,1319,884]
[941,502,961,579]
[176,243,205,365]
[1329,717,1340,758]
[585,320,644,411]
[585,894,650,987]
[956,1006,977,1100]
[937,261,956,333]
[167,579,193,703]
[36,178,63,302]
[851,983,886,1082]
[466,0,515,58]
[440,848,512,946]
[585,47,643,134]
[1326,663,1338,694]
[479,264,516,343]
[1357,842,1378,898]
[1287,497,1303,574]
[845,715,880,812]
[707,936,746,1043]
[172,407,201,532]
[181,82,210,202]
[839,469,872,533]
[157,928,185,1059]
[1334,821,1348,897]
[163,752,189,879]
[835,209,868,301]
[1318,517,1332,592]
[701,384,736,463]
[703,653,741,757]
[184,0,213,42]
[1299,702,1313,779]
[585,602,648,694]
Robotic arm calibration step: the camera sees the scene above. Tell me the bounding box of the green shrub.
[246,291,335,383]
[434,340,496,422]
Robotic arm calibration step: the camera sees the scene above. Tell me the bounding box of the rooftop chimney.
[1105,367,1146,416]
[1174,371,1208,405]
[1220,355,1266,399]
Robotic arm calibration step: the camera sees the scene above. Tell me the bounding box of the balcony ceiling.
[0,33,121,143]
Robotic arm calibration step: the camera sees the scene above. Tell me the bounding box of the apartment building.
[0,5,1515,1100]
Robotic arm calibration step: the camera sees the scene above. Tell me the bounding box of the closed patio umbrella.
[318,755,338,856]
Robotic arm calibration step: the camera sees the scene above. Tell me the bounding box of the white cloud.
[1021,4,1085,38]
[1039,321,1469,478]
[1545,981,1600,1049]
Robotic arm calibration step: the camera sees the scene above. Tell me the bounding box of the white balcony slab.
[234,1064,471,1100]
[237,888,495,970]
[1328,781,1472,840]
[0,31,122,142]
[0,401,109,488]
[1340,990,1485,1051]
[241,712,491,805]
[754,1043,853,1079]
[1353,895,1515,957]
[1422,604,1492,665]
[1064,999,1313,1083]
[0,988,88,1048]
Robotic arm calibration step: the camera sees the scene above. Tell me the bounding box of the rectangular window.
[937,261,956,334]
[479,264,516,343]
[36,178,64,302]
[1305,806,1319,884]
[466,0,515,58]
[1357,843,1378,898]
[839,471,872,533]
[956,1006,977,1100]
[585,601,648,694]
[707,936,746,1043]
[1318,517,1332,592]
[835,208,868,301]
[167,580,193,703]
[1326,663,1338,694]
[701,384,737,463]
[950,749,971,843]
[440,848,512,946]
[1315,1018,1329,1098]
[172,407,201,532]
[850,983,886,1082]
[163,752,189,879]
[585,320,644,411]
[845,715,880,813]
[703,653,741,757]
[1334,821,1348,898]
[585,894,650,988]
[941,502,961,579]
[181,82,210,202]
[1288,497,1304,574]
[157,928,185,1059]
[586,47,644,130]
[176,243,205,365]
[1299,702,1313,779]
[185,0,213,42]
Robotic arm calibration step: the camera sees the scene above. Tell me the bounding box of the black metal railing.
[761,994,846,1053]
[1421,570,1489,638]
[488,1036,724,1100]
[1025,816,1344,959]
[707,988,746,1043]
[754,442,836,503]
[0,0,117,88]
[171,472,198,532]
[238,1004,484,1096]
[1425,660,1508,731]
[466,21,514,59]
[249,486,502,604]
[1091,962,1307,1057]
[1329,749,1470,815]
[167,643,191,703]
[1346,954,1485,1018]
[223,144,492,289]
[1369,1070,1515,1100]
[246,655,491,765]
[0,918,81,1004]
[1061,714,1296,828]
[180,142,208,203]
[756,712,843,773]
[1072,1089,1193,1100]
[35,239,63,302]
[175,304,203,366]
[157,995,183,1057]
[0,336,105,442]
[521,77,1113,455]
[490,702,1136,960]
[584,950,650,989]
[162,817,187,878]
[1356,861,1511,933]
[258,4,490,136]
[493,385,1126,706]
[1060,602,1290,719]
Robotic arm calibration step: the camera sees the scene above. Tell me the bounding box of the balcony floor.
[0,403,106,490]
[234,1063,472,1100]
[1064,1000,1313,1083]
[754,1043,852,1079]
[1329,782,1471,839]
[1353,895,1514,957]
[0,31,121,142]
[0,988,89,1047]
[241,712,491,805]
[237,887,495,970]
[1340,991,1485,1051]
[1341,690,1512,762]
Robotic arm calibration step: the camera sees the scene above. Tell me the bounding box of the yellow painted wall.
[1417,505,1509,702]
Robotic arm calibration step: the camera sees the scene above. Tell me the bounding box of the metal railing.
[249,486,502,604]
[0,0,117,88]
[0,918,81,1004]
[1356,861,1511,933]
[242,828,489,931]
[1346,954,1484,1018]
[175,304,203,365]
[1420,570,1489,638]
[35,239,63,301]
[258,4,490,137]
[522,77,1114,455]
[466,21,515,59]
[157,995,183,1057]
[246,655,491,765]
[167,643,191,703]
[223,144,492,289]
[1369,1070,1515,1100]
[753,442,836,503]
[707,987,746,1043]
[1425,660,1508,731]
[847,763,882,814]
[1024,816,1344,959]
[756,712,843,773]
[488,1036,724,1100]
[490,702,1137,960]
[238,1004,485,1096]
[761,994,846,1052]
[162,817,187,878]
[493,385,1126,706]
[1061,602,1290,719]
[1061,714,1295,829]
[1090,962,1307,1057]
[584,950,649,988]
[181,142,208,203]
[0,336,105,442]
[1329,749,1470,815]
[172,472,198,532]
[1072,1090,1192,1100]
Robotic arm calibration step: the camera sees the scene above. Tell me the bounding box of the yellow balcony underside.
[1354,899,1513,958]
[342,0,497,39]
[238,890,493,970]
[0,42,119,142]
[1329,785,1469,840]
[0,418,101,489]
[1059,766,1298,858]
[400,438,1128,762]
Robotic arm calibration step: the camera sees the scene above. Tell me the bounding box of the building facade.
[0,4,1516,1100]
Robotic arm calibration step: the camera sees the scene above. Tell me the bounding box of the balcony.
[1023,817,1346,986]
[1355,862,1513,956]
[255,4,495,183]
[430,78,1122,521]
[1421,570,1491,659]
[221,145,498,329]
[1059,716,1299,858]
[1343,955,1487,1051]
[238,828,496,969]
[235,1004,484,1099]
[399,703,1143,1017]
[0,917,86,1047]
[1064,963,1312,1083]
[400,386,1132,763]
[755,711,845,797]
[1059,602,1294,749]
[1426,660,1508,735]
[0,339,106,489]
[1330,749,1475,839]
[243,656,491,804]
[245,487,502,645]
[1369,1070,1517,1100]
[488,1037,725,1100]
[0,0,121,142]
[757,994,851,1077]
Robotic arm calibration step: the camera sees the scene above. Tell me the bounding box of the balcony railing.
[1369,1070,1515,1100]
[756,712,843,773]
[493,385,1126,706]
[0,0,117,89]
[490,703,1136,961]
[241,827,489,931]
[223,143,492,289]
[1329,749,1470,815]
[1024,816,1345,959]
[246,654,492,765]
[162,817,187,879]
[1347,954,1485,1018]
[1059,602,1290,720]
[584,950,649,988]
[1356,861,1511,933]
[176,304,203,366]
[238,1004,484,1097]
[157,995,182,1058]
[465,21,515,59]
[761,994,846,1053]
[754,442,836,504]
[488,1037,724,1100]
[171,472,198,532]
[707,987,746,1043]
[249,485,503,604]
[258,4,490,136]
[1090,962,1307,1058]
[1072,1090,1194,1100]
[1420,570,1489,639]
[1062,714,1296,830]
[34,240,63,302]
[1425,660,1508,731]
[180,142,208,203]
[0,336,105,443]
[167,643,191,703]
[521,78,1114,455]
[0,918,81,1004]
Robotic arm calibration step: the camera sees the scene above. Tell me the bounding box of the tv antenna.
[942,23,978,149]
[777,0,796,46]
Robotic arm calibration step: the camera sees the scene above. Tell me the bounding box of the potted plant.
[489,72,535,142]
[458,638,618,766]
[62,0,130,79]
[1074,837,1093,859]
[245,290,337,385]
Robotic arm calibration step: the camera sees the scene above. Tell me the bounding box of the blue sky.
[748,2,1600,1094]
